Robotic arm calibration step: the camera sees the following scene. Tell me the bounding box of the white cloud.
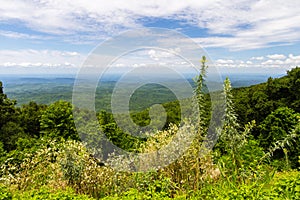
[288,54,300,60]
[267,54,286,60]
[261,60,275,65]
[251,56,264,61]
[148,48,180,61]
[0,49,84,70]
[0,0,299,50]
[0,30,53,40]
[215,53,300,69]
[216,59,234,64]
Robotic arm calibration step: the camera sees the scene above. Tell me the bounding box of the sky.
[1,0,300,75]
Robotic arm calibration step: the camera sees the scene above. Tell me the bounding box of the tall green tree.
[0,81,18,128]
[40,100,78,140]
[287,66,300,112]
[20,101,47,137]
[0,81,24,151]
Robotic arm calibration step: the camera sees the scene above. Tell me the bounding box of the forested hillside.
[233,67,300,169]
[233,66,300,125]
[0,66,299,199]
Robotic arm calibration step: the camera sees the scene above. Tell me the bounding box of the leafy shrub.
[0,185,12,200]
[13,187,94,200]
[40,100,78,140]
[262,171,300,199]
[59,141,86,186]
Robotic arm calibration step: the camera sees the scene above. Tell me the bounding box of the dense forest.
[0,63,299,199]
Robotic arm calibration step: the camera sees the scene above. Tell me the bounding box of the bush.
[0,185,12,200]
[262,171,300,199]
[13,187,94,200]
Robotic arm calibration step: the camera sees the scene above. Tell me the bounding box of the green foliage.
[0,185,12,200]
[98,111,144,152]
[128,172,174,199]
[40,100,78,140]
[0,84,48,152]
[0,81,23,151]
[13,187,94,200]
[193,181,265,199]
[216,77,256,177]
[1,139,62,190]
[0,143,6,165]
[0,82,18,126]
[129,83,179,112]
[259,107,299,147]
[130,100,181,130]
[1,66,300,199]
[262,170,300,199]
[233,67,300,126]
[193,56,211,135]
[102,188,173,200]
[238,138,265,173]
[259,107,300,169]
[286,66,300,110]
[19,101,47,137]
[1,137,39,169]
[0,122,25,151]
[59,141,86,185]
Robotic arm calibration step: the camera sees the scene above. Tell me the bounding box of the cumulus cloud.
[251,56,265,61]
[216,59,234,64]
[148,48,181,61]
[0,0,300,50]
[1,49,299,75]
[0,49,84,70]
[267,54,286,60]
[215,53,300,69]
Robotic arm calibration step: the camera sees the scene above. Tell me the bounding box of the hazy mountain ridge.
[0,72,284,106]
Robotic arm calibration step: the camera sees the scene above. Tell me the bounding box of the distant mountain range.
[0,72,285,106]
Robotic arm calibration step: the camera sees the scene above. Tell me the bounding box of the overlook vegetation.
[0,62,299,199]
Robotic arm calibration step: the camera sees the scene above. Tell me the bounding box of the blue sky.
[1,0,300,75]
